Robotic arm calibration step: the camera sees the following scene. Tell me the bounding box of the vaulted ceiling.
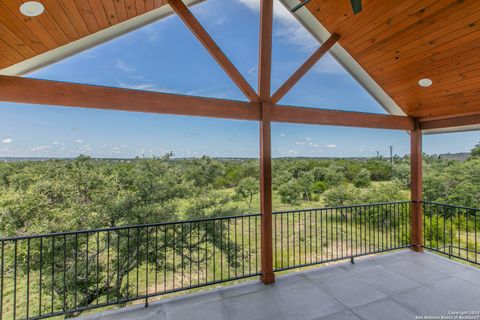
[305,0,480,121]
[1,0,480,124]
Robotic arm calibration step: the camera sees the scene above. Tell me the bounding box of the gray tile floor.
[81,250,480,320]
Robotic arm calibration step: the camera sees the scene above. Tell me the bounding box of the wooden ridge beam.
[271,33,339,104]
[168,0,259,102]
[0,75,261,120]
[420,114,480,130]
[272,104,415,130]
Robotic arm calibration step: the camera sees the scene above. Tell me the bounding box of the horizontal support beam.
[420,114,480,130]
[0,75,260,121]
[0,76,414,130]
[272,105,415,130]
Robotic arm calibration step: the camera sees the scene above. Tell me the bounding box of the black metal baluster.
[146,227,150,305]
[248,216,251,275]
[287,213,290,268]
[293,212,296,266]
[241,217,244,277]
[221,220,224,279]
[95,233,99,307]
[126,228,130,300]
[40,237,44,316]
[164,225,167,292]
[84,234,88,308]
[119,230,123,300]
[189,222,193,286]
[27,238,31,318]
[181,224,184,288]
[206,220,209,283]
[13,240,17,320]
[155,226,158,294]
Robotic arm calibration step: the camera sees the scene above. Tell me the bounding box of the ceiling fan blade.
[350,0,362,14]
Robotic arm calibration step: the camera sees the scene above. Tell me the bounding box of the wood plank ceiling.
[1,0,480,122]
[0,0,168,69]
[306,0,480,120]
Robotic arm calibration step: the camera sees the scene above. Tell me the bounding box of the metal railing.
[0,201,414,319]
[273,201,411,271]
[423,202,479,265]
[0,214,261,320]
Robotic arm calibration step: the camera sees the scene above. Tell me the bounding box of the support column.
[410,120,423,252]
[258,0,274,284]
[260,101,274,284]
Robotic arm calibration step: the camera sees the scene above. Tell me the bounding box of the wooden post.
[410,119,423,252]
[260,101,274,284]
[258,0,274,284]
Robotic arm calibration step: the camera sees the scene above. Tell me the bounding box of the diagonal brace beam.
[271,33,339,104]
[168,0,259,102]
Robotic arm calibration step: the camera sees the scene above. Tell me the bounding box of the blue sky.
[0,0,478,158]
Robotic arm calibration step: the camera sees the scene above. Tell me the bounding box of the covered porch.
[1,0,480,319]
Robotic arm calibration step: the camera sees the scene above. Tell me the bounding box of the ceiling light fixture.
[418,78,432,87]
[20,1,45,17]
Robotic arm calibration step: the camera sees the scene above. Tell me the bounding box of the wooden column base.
[410,244,424,252]
[260,272,275,284]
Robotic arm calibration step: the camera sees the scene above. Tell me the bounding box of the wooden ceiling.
[306,0,480,120]
[0,0,168,70]
[1,0,480,123]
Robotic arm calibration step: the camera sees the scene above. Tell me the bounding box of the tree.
[353,169,371,188]
[278,181,302,206]
[324,167,344,187]
[323,185,358,207]
[235,177,259,207]
[471,142,480,158]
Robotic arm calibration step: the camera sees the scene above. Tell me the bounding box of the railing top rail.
[421,201,480,212]
[0,201,412,242]
[273,201,412,215]
[0,212,261,242]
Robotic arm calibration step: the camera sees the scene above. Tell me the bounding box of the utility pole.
[376,151,380,158]
[390,145,393,164]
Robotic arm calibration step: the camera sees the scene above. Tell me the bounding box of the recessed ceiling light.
[20,1,44,17]
[418,78,432,87]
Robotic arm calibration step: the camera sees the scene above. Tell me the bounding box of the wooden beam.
[258,0,273,101]
[167,0,259,102]
[272,105,415,130]
[410,120,423,252]
[0,75,261,120]
[0,76,417,131]
[271,33,339,104]
[258,0,274,285]
[420,114,480,130]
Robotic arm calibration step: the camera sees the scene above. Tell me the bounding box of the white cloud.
[76,139,84,143]
[2,138,12,144]
[313,53,348,75]
[326,144,337,148]
[280,133,287,137]
[117,81,178,94]
[30,145,51,151]
[115,59,135,73]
